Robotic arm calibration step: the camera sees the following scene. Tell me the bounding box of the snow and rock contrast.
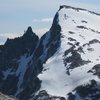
[0,92,18,100]
[0,5,100,100]
[37,5,100,100]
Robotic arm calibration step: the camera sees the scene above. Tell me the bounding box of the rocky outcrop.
[0,5,100,100]
[17,11,61,100]
[0,92,18,100]
[0,11,61,100]
[34,90,65,100]
[69,80,100,100]
[0,26,39,70]
[0,27,39,99]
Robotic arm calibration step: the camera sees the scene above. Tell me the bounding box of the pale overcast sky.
[0,0,100,44]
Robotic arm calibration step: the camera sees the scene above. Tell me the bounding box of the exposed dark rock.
[0,5,100,100]
[68,38,76,42]
[18,77,41,100]
[88,64,100,78]
[34,90,66,100]
[19,11,61,99]
[72,80,100,100]
[59,5,100,16]
[81,20,88,23]
[87,47,94,51]
[77,25,88,30]
[67,92,75,100]
[82,39,100,48]
[0,26,39,70]
[0,26,39,99]
[63,46,90,75]
[0,75,18,95]
[68,31,75,34]
[89,39,100,45]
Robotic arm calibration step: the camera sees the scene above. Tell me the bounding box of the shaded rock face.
[68,80,100,100]
[0,26,39,70]
[92,64,100,77]
[63,46,90,75]
[0,27,40,99]
[17,12,61,100]
[0,10,61,100]
[1,5,100,100]
[88,64,100,78]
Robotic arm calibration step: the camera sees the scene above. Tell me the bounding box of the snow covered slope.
[38,5,100,100]
[1,5,100,100]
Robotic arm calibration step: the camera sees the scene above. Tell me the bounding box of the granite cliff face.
[0,5,100,100]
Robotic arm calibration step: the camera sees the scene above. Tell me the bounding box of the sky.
[0,0,100,44]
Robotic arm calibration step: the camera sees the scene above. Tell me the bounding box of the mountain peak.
[24,26,34,36]
[59,5,100,16]
[1,5,100,100]
[26,26,32,32]
[59,5,86,11]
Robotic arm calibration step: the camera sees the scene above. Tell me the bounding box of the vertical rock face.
[0,11,62,99]
[0,5,100,100]
[0,26,39,69]
[18,11,62,100]
[0,27,39,99]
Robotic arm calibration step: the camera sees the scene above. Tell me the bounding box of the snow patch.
[15,54,32,95]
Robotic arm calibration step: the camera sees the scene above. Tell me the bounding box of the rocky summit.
[0,5,100,100]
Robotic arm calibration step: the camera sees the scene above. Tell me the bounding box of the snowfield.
[38,6,100,99]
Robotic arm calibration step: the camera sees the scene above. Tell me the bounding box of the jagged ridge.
[0,5,100,100]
